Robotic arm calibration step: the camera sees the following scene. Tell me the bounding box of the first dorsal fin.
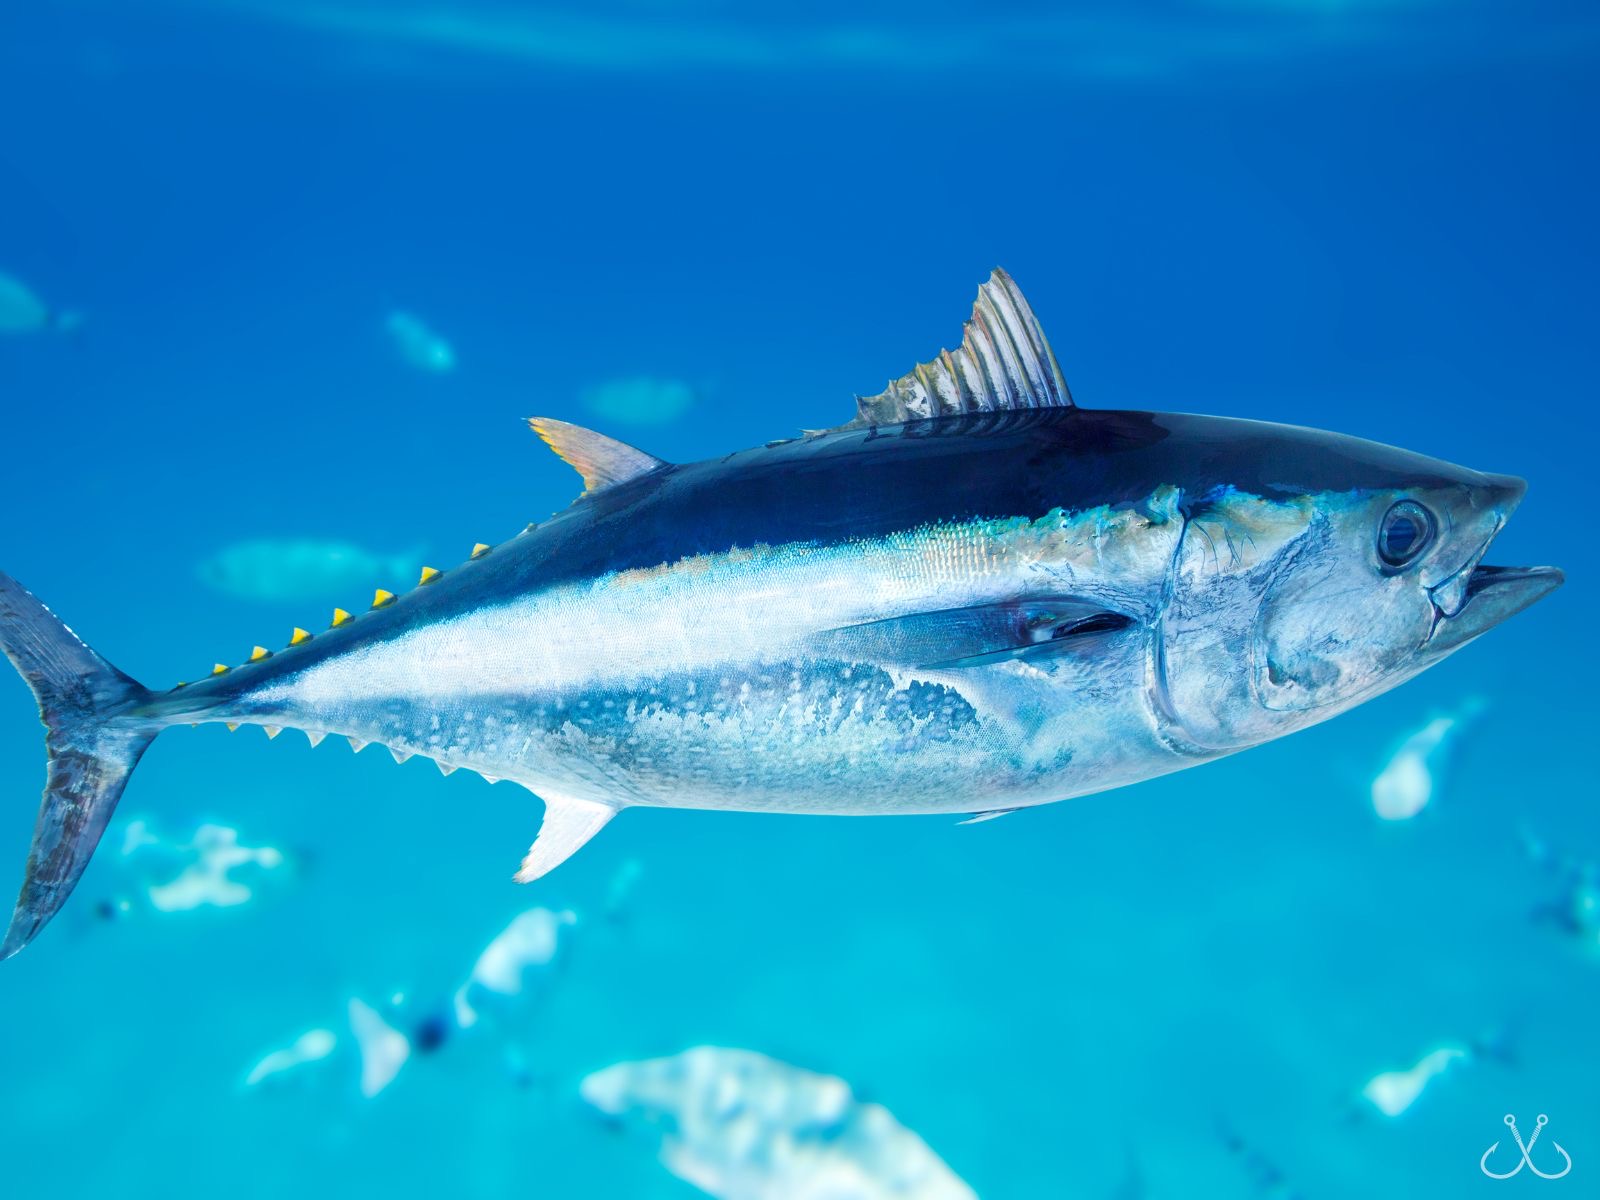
[845,268,1072,430]
[527,417,666,495]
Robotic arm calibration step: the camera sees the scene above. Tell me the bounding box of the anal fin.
[514,792,618,883]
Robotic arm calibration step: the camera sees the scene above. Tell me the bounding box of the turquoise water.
[1,3,1596,1196]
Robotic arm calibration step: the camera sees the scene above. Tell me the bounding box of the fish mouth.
[1428,561,1564,653]
[1424,475,1561,651]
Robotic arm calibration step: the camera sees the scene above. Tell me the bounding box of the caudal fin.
[0,571,156,959]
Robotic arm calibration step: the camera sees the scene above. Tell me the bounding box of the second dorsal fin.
[846,268,1072,430]
[528,417,667,495]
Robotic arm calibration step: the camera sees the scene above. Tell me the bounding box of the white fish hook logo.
[1481,1113,1572,1180]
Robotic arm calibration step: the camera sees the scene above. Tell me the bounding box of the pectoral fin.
[515,792,619,883]
[811,597,1135,671]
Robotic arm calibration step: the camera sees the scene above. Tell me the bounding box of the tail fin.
[0,571,156,959]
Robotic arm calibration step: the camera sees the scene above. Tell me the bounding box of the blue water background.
[0,3,1596,1196]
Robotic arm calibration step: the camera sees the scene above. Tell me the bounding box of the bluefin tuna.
[0,270,1563,959]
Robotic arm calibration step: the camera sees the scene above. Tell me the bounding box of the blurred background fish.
[0,269,79,335]
[1358,1046,1469,1119]
[453,907,574,1030]
[96,815,293,919]
[386,309,456,374]
[1523,828,1600,950]
[1370,698,1486,821]
[581,375,696,426]
[243,1027,337,1089]
[581,1047,976,1200]
[1216,1121,1307,1200]
[349,997,412,1098]
[195,538,422,603]
[141,822,285,912]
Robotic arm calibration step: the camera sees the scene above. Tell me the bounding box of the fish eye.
[1377,500,1436,568]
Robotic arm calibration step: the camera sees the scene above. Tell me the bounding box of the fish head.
[1154,422,1562,752]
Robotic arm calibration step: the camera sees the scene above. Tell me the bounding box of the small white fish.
[386,309,455,373]
[1360,1045,1468,1117]
[196,538,420,603]
[453,907,574,1028]
[348,998,411,1098]
[144,823,284,912]
[0,270,79,335]
[581,1046,976,1200]
[1371,699,1485,820]
[581,375,695,425]
[243,1028,337,1088]
[119,818,161,857]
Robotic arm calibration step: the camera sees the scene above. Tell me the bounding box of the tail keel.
[0,571,155,959]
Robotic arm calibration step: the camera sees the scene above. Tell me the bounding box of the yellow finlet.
[331,608,353,627]
[264,725,282,739]
[249,646,271,662]
[471,543,491,559]
[289,627,312,646]
[372,589,396,608]
[419,566,443,585]
[175,681,188,689]
[226,722,239,732]
[211,663,229,676]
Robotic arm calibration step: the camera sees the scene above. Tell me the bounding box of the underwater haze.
[1,2,1597,1197]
